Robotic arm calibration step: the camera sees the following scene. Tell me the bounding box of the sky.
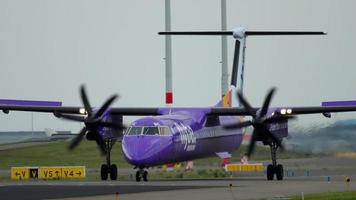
[0,0,356,132]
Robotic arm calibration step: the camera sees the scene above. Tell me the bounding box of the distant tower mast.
[165,0,173,107]
[221,0,228,97]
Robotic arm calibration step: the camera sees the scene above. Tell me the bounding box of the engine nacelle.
[257,107,289,143]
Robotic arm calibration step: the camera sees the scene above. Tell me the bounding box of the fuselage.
[121,108,245,167]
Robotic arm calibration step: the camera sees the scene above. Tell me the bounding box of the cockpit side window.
[127,127,143,135]
[159,127,172,136]
[143,127,159,135]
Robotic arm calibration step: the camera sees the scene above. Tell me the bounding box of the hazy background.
[0,0,356,132]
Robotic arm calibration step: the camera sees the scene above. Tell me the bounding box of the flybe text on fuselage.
[174,122,196,151]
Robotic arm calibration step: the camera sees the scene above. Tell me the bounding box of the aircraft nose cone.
[122,136,172,166]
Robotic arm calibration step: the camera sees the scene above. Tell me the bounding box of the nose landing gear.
[266,142,284,181]
[135,167,148,182]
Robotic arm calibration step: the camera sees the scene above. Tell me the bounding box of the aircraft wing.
[0,105,160,116]
[209,106,356,116]
[210,107,254,115]
[283,106,356,115]
[0,105,248,116]
[2,104,356,117]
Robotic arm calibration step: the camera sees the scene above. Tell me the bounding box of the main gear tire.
[276,164,284,181]
[101,164,109,181]
[110,164,118,180]
[267,164,274,181]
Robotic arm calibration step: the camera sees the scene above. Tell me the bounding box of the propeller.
[56,85,126,154]
[225,87,295,157]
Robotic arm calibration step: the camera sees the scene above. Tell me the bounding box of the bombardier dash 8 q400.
[1,27,356,182]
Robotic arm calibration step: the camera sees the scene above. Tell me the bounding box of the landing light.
[280,109,287,115]
[287,109,292,114]
[79,108,87,115]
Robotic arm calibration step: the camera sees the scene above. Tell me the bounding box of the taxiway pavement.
[1,176,355,200]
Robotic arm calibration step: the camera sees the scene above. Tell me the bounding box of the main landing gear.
[100,140,118,180]
[266,142,283,181]
[135,167,148,182]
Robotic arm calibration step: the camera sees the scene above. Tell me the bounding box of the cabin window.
[127,126,142,135]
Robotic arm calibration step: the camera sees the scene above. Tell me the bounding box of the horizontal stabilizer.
[159,31,327,36]
[245,31,326,36]
[159,31,234,35]
[322,100,356,107]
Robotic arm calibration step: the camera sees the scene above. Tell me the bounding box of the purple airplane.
[2,27,356,182]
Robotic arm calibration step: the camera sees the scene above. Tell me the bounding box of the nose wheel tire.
[143,171,148,182]
[135,171,141,182]
[101,164,109,180]
[136,169,148,182]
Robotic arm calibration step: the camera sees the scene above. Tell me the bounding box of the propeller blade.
[224,120,253,129]
[57,114,86,122]
[95,136,107,155]
[264,115,296,124]
[80,85,92,117]
[259,87,276,118]
[69,127,87,150]
[237,91,256,117]
[246,129,258,157]
[94,94,118,118]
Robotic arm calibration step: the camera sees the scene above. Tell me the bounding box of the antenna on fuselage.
[159,29,326,106]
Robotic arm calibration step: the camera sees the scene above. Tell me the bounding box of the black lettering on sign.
[63,171,69,177]
[69,171,74,176]
[29,168,38,178]
[44,170,48,177]
[21,171,26,177]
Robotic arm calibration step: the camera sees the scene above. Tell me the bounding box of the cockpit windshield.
[143,127,159,135]
[126,127,143,135]
[126,126,171,136]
